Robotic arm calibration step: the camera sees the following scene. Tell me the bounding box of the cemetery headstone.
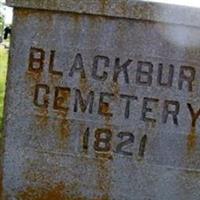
[2,0,200,199]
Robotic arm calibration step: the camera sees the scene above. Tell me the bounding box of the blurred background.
[0,0,12,134]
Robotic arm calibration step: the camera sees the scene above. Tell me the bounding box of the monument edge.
[6,0,200,28]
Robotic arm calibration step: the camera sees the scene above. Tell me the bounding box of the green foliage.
[0,16,4,35]
[0,47,8,133]
[0,0,5,35]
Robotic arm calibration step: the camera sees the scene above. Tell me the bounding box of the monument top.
[6,0,200,28]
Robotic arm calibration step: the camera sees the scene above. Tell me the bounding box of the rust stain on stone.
[95,152,113,161]
[54,88,71,142]
[56,112,70,144]
[25,70,43,99]
[50,74,61,83]
[72,13,81,24]
[187,126,197,152]
[17,182,66,200]
[94,159,111,200]
[22,164,111,200]
[96,100,113,160]
[16,9,32,18]
[25,57,50,129]
[36,108,49,128]
[101,103,112,129]
[17,181,111,200]
[100,102,110,114]
[26,71,42,82]
[25,71,43,98]
[59,117,70,142]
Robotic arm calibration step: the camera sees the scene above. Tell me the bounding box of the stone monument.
[2,0,200,199]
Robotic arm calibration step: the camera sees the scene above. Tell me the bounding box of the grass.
[0,47,8,133]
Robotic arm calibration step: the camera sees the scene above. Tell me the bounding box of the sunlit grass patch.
[0,47,8,133]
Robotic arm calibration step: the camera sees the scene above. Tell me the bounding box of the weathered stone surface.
[7,0,200,27]
[2,0,200,199]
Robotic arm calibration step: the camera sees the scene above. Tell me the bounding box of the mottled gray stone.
[2,0,200,199]
[6,0,200,27]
